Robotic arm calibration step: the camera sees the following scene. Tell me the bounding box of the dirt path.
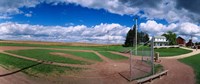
[110,51,196,84]
[152,48,199,84]
[92,51,113,63]
[0,51,90,68]
[39,48,114,63]
[38,47,94,52]
[0,46,114,68]
[51,52,97,63]
[161,49,200,59]
[109,51,130,58]
[0,66,37,84]
[152,59,195,84]
[0,46,36,51]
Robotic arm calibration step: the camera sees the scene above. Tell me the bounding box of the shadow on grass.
[0,61,44,77]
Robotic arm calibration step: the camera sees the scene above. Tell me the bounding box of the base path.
[110,49,198,84]
[51,52,97,63]
[153,48,200,84]
[0,51,90,68]
[152,59,195,84]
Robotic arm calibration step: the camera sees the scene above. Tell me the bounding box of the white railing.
[154,45,179,48]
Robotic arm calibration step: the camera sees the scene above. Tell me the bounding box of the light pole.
[135,18,138,56]
[130,17,138,81]
[107,30,109,49]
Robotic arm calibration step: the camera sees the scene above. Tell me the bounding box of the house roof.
[154,36,166,39]
[177,36,185,40]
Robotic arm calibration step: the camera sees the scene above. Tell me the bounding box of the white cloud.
[52,0,197,23]
[140,20,200,42]
[140,20,166,36]
[0,15,12,19]
[0,0,139,19]
[1,0,200,23]
[25,13,32,17]
[65,22,74,26]
[177,22,200,35]
[0,0,200,42]
[0,22,130,44]
[0,0,39,18]
[52,0,139,15]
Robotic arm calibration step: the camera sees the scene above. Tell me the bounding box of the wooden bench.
[136,70,168,84]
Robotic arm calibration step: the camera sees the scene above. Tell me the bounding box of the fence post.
[151,36,155,75]
[130,49,133,81]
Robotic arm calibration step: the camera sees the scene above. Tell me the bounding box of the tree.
[143,33,150,45]
[186,39,194,47]
[123,25,135,47]
[195,42,200,45]
[123,25,149,47]
[162,31,177,45]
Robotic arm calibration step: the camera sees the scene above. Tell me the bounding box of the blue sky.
[8,3,151,27]
[0,0,200,44]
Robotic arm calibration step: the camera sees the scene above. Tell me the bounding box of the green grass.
[98,51,128,60]
[0,53,81,76]
[0,42,152,53]
[0,42,129,52]
[154,48,192,57]
[154,64,164,73]
[2,42,192,57]
[179,54,200,84]
[6,49,90,65]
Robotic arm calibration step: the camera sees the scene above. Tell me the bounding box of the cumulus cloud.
[0,0,39,19]
[24,13,32,17]
[177,22,200,36]
[0,0,138,19]
[118,0,199,23]
[119,0,162,8]
[1,0,200,42]
[140,20,200,42]
[1,0,200,23]
[0,22,130,44]
[176,0,200,15]
[46,0,200,23]
[56,0,139,15]
[139,20,177,36]
[140,20,166,36]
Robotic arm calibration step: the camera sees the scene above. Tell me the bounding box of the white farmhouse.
[153,36,168,48]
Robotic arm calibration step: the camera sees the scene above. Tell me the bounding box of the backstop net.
[120,39,154,81]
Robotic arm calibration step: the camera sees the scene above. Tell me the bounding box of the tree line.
[123,26,179,47]
[123,25,149,47]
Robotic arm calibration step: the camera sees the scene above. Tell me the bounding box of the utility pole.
[135,18,138,56]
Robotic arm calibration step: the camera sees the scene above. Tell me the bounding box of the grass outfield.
[1,42,192,57]
[0,42,129,52]
[6,49,90,65]
[154,48,192,57]
[0,53,81,76]
[0,42,151,52]
[98,51,128,60]
[179,54,200,84]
